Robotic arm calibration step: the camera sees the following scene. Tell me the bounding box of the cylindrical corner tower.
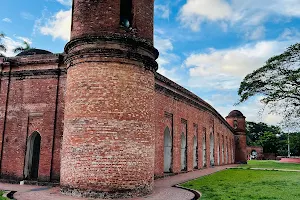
[61,0,158,198]
[226,110,247,164]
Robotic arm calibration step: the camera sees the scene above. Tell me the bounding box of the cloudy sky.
[1,0,299,125]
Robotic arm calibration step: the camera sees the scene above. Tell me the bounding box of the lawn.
[240,160,300,170]
[0,191,9,200]
[181,168,300,200]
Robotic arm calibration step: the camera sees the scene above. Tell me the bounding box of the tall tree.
[256,131,280,154]
[0,33,7,56]
[246,121,280,146]
[13,41,31,53]
[237,43,300,121]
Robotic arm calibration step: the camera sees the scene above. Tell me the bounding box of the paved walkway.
[242,167,300,172]
[0,165,237,200]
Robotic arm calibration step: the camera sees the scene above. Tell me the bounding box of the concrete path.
[0,165,237,200]
[241,167,300,172]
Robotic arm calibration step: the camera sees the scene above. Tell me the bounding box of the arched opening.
[202,133,206,167]
[120,0,133,28]
[222,136,224,164]
[210,132,214,166]
[24,132,41,180]
[164,127,172,173]
[232,139,234,163]
[181,133,187,171]
[225,138,228,164]
[251,150,258,160]
[217,134,220,165]
[193,136,198,169]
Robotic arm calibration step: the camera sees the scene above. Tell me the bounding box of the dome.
[16,49,52,56]
[227,110,245,118]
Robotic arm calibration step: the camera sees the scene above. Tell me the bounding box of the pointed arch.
[202,129,207,167]
[210,131,214,166]
[164,127,172,173]
[181,133,187,171]
[225,136,228,164]
[222,135,224,165]
[217,133,220,165]
[24,131,41,180]
[193,135,198,168]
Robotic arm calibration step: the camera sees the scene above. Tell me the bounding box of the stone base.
[61,185,153,199]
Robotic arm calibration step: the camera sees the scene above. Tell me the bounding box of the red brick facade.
[0,55,246,197]
[0,55,66,182]
[0,0,248,199]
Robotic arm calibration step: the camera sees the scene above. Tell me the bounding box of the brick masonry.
[0,0,248,199]
[0,54,246,198]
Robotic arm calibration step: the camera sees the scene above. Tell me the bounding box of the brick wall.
[71,0,154,43]
[0,55,65,182]
[154,73,236,177]
[61,60,156,198]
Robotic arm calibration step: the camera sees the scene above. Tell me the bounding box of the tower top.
[226,110,246,133]
[71,0,155,44]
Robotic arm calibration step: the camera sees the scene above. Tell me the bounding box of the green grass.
[240,160,300,170]
[181,168,300,200]
[0,191,9,200]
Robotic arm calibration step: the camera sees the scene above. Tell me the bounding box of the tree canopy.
[13,41,31,53]
[0,33,6,57]
[238,43,300,120]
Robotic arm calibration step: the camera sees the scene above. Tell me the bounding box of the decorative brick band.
[61,184,152,199]
[64,34,159,72]
[2,68,66,78]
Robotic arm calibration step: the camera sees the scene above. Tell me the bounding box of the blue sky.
[1,0,300,126]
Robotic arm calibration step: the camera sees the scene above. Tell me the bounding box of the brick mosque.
[0,0,248,199]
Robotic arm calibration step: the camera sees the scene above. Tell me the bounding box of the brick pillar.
[0,59,10,175]
[226,110,247,164]
[60,0,159,199]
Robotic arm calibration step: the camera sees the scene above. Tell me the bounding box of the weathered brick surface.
[0,54,241,198]
[61,60,155,198]
[0,55,65,182]
[71,0,154,43]
[153,75,236,177]
[226,111,247,163]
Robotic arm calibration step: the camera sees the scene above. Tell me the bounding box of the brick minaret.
[61,0,158,198]
[226,110,247,164]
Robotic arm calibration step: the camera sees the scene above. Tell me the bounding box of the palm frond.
[0,44,6,52]
[23,41,31,50]
[13,47,25,53]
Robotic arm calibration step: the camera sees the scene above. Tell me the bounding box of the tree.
[237,43,300,121]
[246,121,280,146]
[256,131,280,154]
[0,33,7,56]
[13,40,31,53]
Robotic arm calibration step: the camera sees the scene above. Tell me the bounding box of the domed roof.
[16,49,52,56]
[227,110,245,118]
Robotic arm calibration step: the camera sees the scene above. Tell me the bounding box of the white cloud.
[56,0,72,6]
[0,36,32,57]
[207,95,282,125]
[16,37,32,45]
[154,36,173,54]
[2,18,12,23]
[36,9,71,41]
[155,4,170,19]
[178,0,300,33]
[245,26,266,41]
[184,38,296,91]
[21,12,34,20]
[178,0,232,31]
[279,28,300,40]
